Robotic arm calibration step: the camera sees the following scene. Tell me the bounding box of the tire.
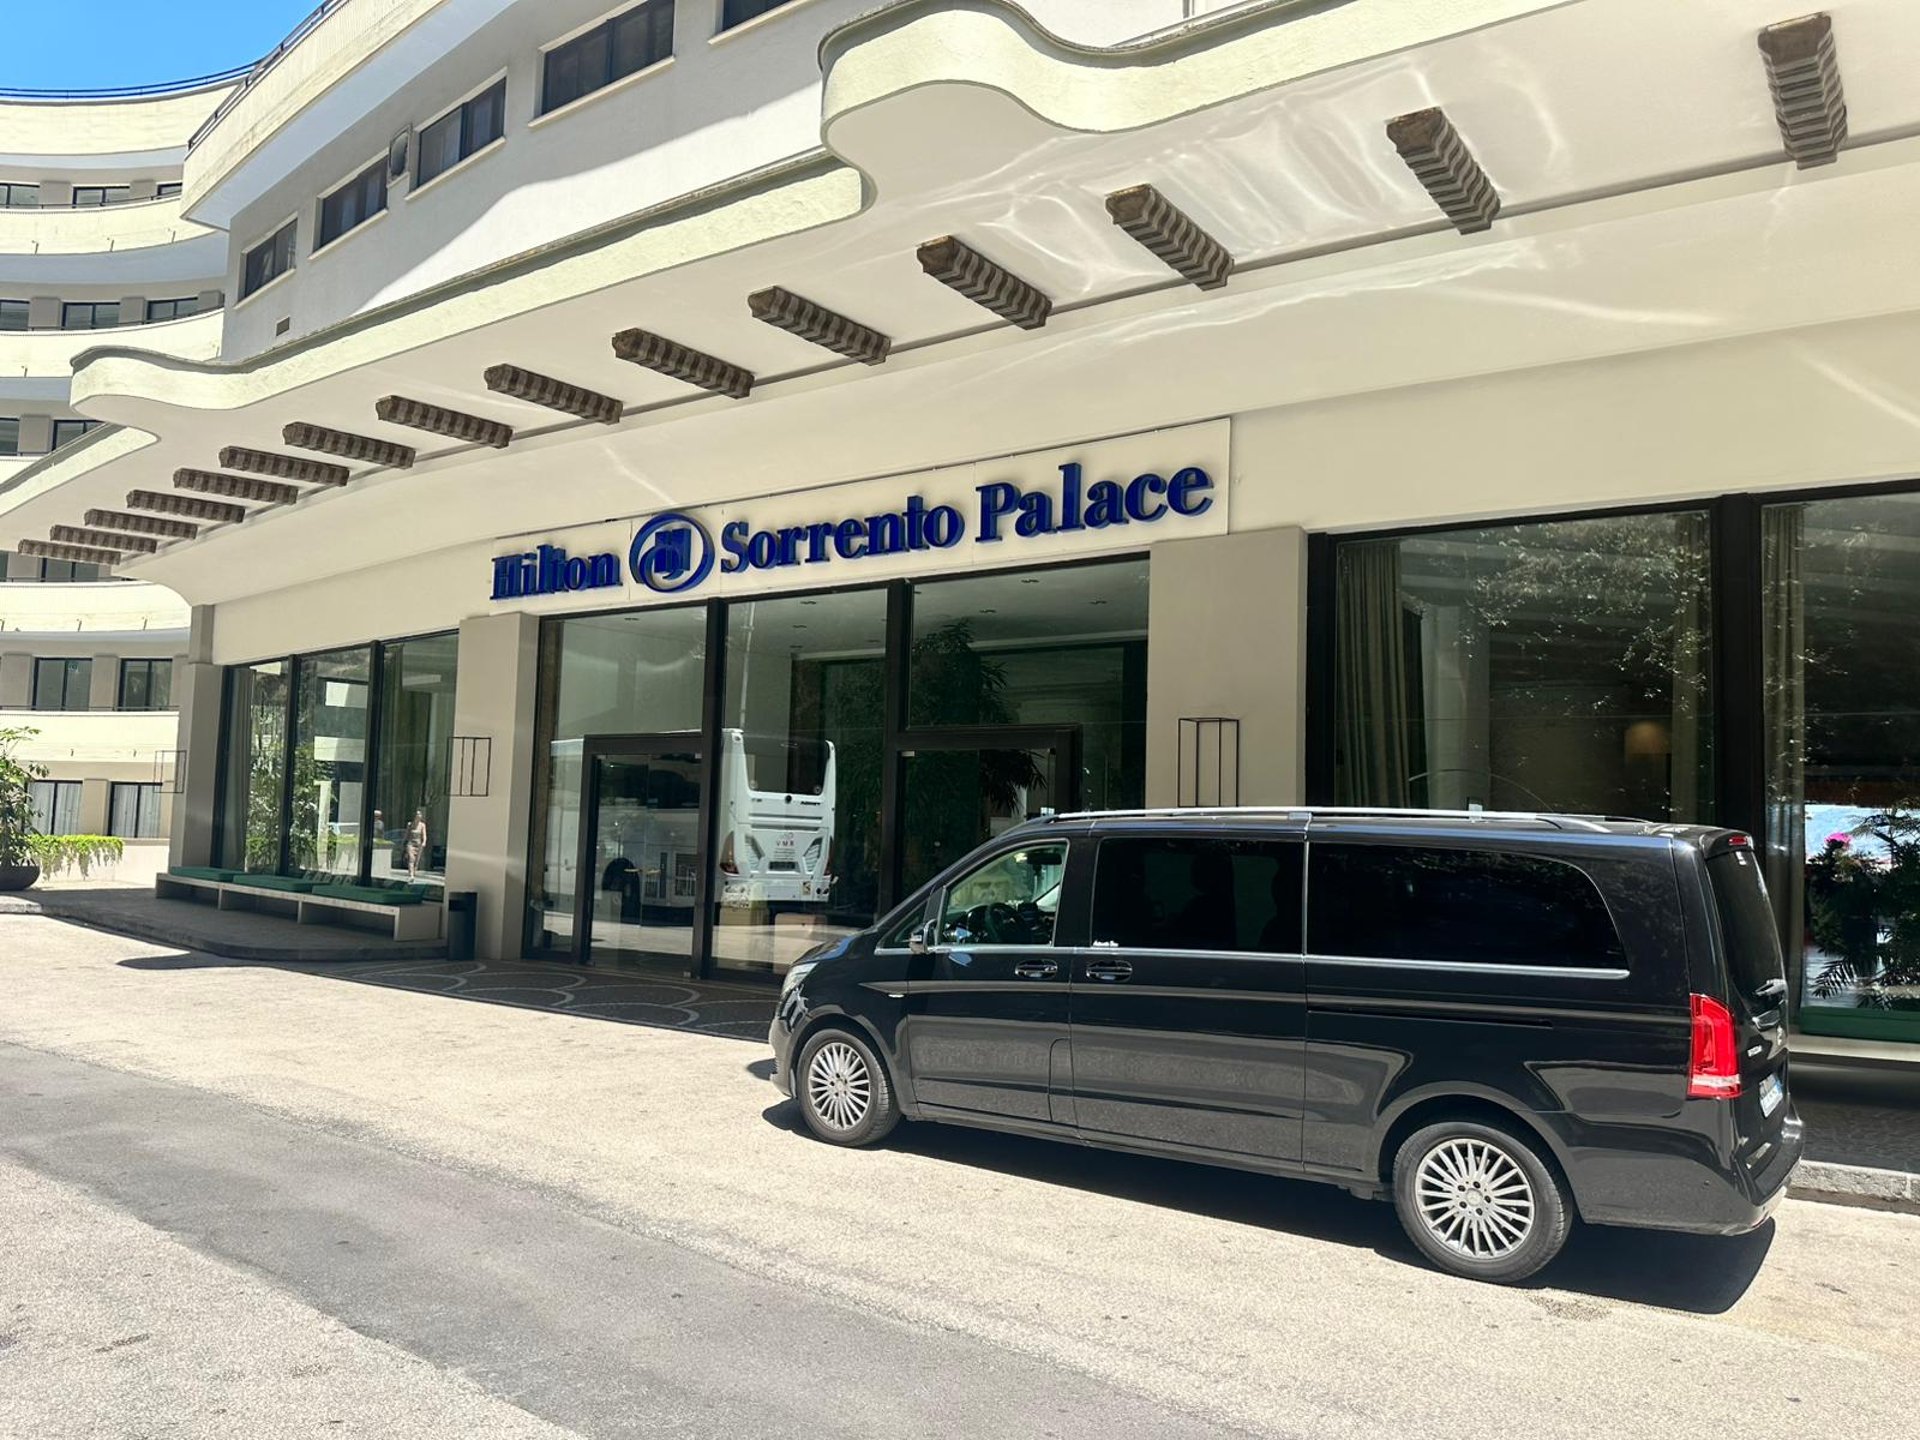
[1392,1119,1572,1283]
[794,1027,900,1148]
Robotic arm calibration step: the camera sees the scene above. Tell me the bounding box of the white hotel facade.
[2,0,1918,1048]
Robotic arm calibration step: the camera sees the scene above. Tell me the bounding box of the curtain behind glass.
[1334,540,1411,806]
[1761,504,1808,1017]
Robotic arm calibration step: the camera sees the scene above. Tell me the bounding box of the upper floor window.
[0,183,38,209]
[51,419,98,450]
[0,417,18,456]
[61,301,120,330]
[110,782,163,839]
[17,557,108,582]
[241,220,297,299]
[32,657,92,711]
[720,0,797,29]
[145,297,199,323]
[541,1,674,115]
[71,185,131,207]
[156,182,182,199]
[0,300,29,332]
[316,160,387,250]
[118,658,173,711]
[417,78,507,189]
[30,780,82,837]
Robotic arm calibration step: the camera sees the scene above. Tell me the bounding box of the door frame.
[887,724,1083,903]
[570,731,711,974]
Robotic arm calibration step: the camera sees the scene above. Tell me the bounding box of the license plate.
[1760,1072,1785,1117]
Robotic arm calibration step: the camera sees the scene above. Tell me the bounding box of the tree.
[0,726,47,869]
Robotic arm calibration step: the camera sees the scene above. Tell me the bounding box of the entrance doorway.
[572,736,706,972]
[894,726,1081,897]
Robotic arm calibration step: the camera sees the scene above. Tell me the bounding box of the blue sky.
[0,1,320,92]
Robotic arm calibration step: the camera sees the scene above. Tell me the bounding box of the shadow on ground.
[761,1097,1775,1314]
[118,954,776,1042]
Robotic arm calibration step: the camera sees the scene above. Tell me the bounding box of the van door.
[901,839,1074,1126]
[1702,841,1794,1154]
[1067,832,1307,1163]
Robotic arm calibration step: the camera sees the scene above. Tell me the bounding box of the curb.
[1789,1160,1920,1216]
[3,895,445,964]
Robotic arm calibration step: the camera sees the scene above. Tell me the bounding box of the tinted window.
[316,160,386,248]
[1092,836,1302,954]
[1310,844,1626,968]
[1707,847,1787,1010]
[417,79,507,187]
[542,1,673,114]
[721,0,795,28]
[937,843,1066,947]
[0,300,27,331]
[241,221,296,298]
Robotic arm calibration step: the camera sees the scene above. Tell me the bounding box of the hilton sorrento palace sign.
[486,421,1230,606]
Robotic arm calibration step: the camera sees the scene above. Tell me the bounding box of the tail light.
[718,832,737,876]
[1688,993,1742,1099]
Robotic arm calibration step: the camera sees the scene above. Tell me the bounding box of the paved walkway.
[3,887,445,962]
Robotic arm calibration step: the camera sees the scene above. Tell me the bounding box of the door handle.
[1013,960,1059,980]
[1085,958,1133,983]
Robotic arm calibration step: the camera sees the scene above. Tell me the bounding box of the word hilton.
[718,462,1214,573]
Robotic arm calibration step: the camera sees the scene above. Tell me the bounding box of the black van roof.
[1020,806,1735,845]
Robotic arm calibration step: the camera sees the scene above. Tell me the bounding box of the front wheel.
[1392,1120,1572,1283]
[795,1028,900,1147]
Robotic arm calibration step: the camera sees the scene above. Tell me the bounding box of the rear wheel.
[1392,1120,1571,1283]
[795,1028,899,1148]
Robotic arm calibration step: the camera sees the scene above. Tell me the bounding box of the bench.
[156,868,444,943]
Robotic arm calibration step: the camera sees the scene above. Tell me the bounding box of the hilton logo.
[489,543,621,601]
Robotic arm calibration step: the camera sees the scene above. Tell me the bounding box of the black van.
[768,809,1804,1282]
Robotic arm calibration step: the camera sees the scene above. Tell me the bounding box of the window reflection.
[292,649,372,880]
[219,661,289,873]
[371,633,459,892]
[1333,514,1714,820]
[1766,494,1920,1040]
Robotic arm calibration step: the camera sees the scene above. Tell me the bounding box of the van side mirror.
[909,923,930,955]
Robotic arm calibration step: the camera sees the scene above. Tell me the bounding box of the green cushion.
[169,866,238,882]
[230,875,317,894]
[312,884,425,907]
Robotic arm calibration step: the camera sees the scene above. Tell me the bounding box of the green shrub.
[27,834,125,880]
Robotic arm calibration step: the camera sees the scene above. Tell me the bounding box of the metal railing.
[0,64,254,101]
[187,0,354,152]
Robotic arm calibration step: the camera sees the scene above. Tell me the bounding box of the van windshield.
[1706,848,1788,1012]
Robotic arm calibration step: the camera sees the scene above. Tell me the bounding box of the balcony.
[0,310,221,388]
[0,195,219,258]
[0,576,189,635]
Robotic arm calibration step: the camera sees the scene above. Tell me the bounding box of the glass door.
[896,727,1080,898]
[572,737,706,972]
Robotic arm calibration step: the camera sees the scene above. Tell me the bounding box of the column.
[445,612,541,960]
[88,654,119,711]
[1145,528,1309,808]
[0,651,30,708]
[171,607,224,867]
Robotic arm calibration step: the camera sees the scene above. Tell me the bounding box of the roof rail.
[1041,805,1625,832]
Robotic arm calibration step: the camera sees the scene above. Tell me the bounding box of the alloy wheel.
[806,1039,872,1132]
[1413,1136,1537,1260]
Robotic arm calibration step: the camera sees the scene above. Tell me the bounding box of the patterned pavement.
[309,959,777,1041]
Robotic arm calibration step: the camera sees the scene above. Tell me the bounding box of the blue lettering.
[563,556,589,590]
[1125,472,1168,523]
[1015,490,1055,538]
[834,517,868,559]
[976,481,1020,542]
[1084,480,1126,529]
[1057,463,1085,532]
[491,555,523,600]
[926,505,964,547]
[867,512,905,556]
[721,520,751,574]
[747,531,780,569]
[1168,466,1214,517]
[806,522,834,563]
[589,553,619,588]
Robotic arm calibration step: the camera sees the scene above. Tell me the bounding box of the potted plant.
[0,726,46,893]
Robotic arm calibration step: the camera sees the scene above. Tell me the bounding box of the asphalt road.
[2,912,1917,1440]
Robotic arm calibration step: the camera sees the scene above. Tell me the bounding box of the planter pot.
[0,862,40,893]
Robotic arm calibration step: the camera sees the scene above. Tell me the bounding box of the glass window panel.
[1308,845,1626,968]
[145,297,198,322]
[909,560,1148,811]
[242,221,296,297]
[61,302,119,330]
[544,26,610,112]
[611,1,673,79]
[30,781,82,837]
[292,648,373,880]
[1332,513,1715,821]
[370,633,459,892]
[1092,837,1303,954]
[934,842,1067,947]
[110,782,162,839]
[416,109,462,185]
[712,589,886,975]
[51,420,96,449]
[0,417,19,454]
[0,301,28,331]
[526,607,707,955]
[317,161,386,248]
[720,0,795,29]
[465,79,506,152]
[1765,493,1920,1041]
[33,657,89,710]
[219,661,289,873]
[0,184,39,208]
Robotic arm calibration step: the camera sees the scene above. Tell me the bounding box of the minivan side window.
[1310,845,1626,969]
[1091,836,1302,954]
[936,843,1067,947]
